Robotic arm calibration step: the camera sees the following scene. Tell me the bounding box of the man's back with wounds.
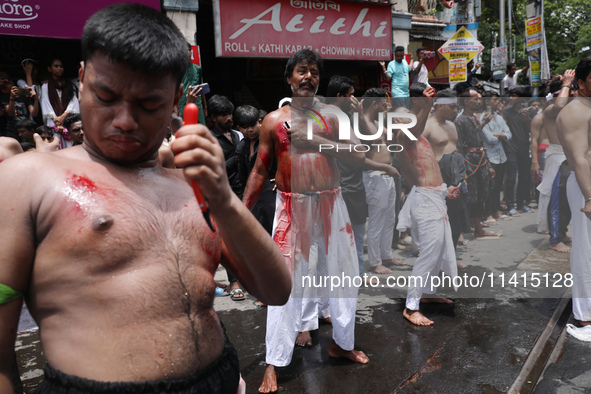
[0,4,290,392]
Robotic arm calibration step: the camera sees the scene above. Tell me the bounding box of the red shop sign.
[213,0,392,60]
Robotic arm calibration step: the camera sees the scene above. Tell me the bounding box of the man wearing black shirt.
[503,86,533,215]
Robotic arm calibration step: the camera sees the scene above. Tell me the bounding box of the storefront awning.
[0,0,160,39]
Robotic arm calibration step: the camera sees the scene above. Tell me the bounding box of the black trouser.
[505,151,531,210]
[37,332,240,394]
[486,162,506,215]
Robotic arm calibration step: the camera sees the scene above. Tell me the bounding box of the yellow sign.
[438,27,484,62]
[449,58,467,83]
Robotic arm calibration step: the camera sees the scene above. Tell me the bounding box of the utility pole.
[500,0,505,93]
[508,0,512,63]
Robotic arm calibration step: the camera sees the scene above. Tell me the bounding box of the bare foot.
[537,230,549,235]
[403,308,434,326]
[389,258,406,266]
[258,365,277,393]
[559,236,572,244]
[295,331,312,347]
[254,301,266,308]
[215,281,227,288]
[457,261,467,269]
[474,230,500,237]
[328,341,369,364]
[548,242,571,254]
[372,264,392,274]
[394,243,406,250]
[319,316,332,324]
[421,296,453,304]
[581,321,591,327]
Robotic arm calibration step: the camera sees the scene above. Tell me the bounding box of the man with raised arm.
[367,86,459,326]
[556,56,591,327]
[243,49,369,393]
[0,5,290,393]
[535,71,575,253]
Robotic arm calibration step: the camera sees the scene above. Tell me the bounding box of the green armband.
[0,283,23,304]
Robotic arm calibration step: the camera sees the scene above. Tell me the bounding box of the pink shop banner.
[213,0,392,60]
[0,0,160,39]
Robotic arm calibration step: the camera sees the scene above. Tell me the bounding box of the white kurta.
[537,144,566,233]
[41,82,80,149]
[566,174,591,321]
[266,189,359,366]
[397,185,458,311]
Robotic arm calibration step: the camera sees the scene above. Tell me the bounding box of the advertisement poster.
[449,58,468,83]
[526,16,543,51]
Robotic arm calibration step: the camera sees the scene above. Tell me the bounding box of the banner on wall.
[213,0,392,60]
[0,0,160,39]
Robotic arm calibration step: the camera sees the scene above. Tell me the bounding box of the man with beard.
[243,50,369,393]
[455,88,497,238]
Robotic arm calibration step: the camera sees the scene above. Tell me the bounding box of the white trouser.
[363,171,396,267]
[567,174,591,321]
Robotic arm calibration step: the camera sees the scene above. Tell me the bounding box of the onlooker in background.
[1,72,38,140]
[208,94,245,301]
[179,42,207,125]
[480,91,511,221]
[235,105,276,234]
[16,119,37,145]
[503,63,529,92]
[411,47,430,85]
[455,88,498,238]
[40,57,80,148]
[380,46,412,109]
[503,85,534,215]
[63,113,84,146]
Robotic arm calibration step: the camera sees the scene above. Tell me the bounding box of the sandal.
[215,286,229,297]
[230,288,246,301]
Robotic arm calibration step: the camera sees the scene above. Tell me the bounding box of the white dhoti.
[363,171,397,267]
[537,144,566,232]
[566,174,591,321]
[396,185,458,311]
[266,189,359,366]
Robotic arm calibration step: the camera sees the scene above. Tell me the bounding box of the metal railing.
[407,0,439,14]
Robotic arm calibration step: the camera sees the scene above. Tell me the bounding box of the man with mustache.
[243,49,369,393]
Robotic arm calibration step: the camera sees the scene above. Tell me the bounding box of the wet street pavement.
[14,208,591,393]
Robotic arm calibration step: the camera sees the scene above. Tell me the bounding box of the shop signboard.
[0,0,160,39]
[213,0,392,60]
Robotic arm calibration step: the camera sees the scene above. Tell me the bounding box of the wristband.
[561,85,571,89]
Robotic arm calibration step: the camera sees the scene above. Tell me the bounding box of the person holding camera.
[0,72,39,140]
[412,47,431,85]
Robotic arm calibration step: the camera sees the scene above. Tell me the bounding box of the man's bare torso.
[542,104,562,145]
[270,104,340,193]
[364,116,391,165]
[424,117,458,161]
[559,98,591,171]
[397,135,443,188]
[22,146,223,382]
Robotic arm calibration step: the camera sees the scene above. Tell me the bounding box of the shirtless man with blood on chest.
[243,49,369,393]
